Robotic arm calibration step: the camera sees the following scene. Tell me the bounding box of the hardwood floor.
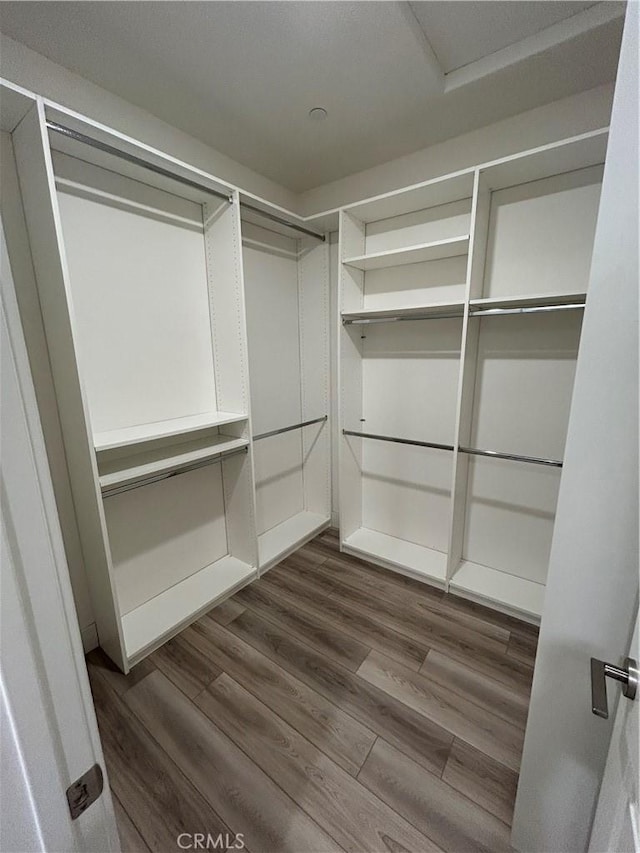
[87,528,538,853]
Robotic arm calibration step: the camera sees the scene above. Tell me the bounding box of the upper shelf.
[344,235,469,271]
[342,300,465,324]
[480,129,608,192]
[470,292,587,311]
[94,411,247,452]
[344,170,475,224]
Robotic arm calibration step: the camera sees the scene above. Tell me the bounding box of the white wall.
[301,83,614,215]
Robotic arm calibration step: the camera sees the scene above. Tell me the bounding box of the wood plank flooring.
[87,528,538,853]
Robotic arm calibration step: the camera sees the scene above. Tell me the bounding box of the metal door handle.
[590,656,638,719]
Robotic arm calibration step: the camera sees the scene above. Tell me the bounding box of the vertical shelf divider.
[338,210,366,543]
[446,170,491,584]
[204,190,258,572]
[12,99,127,670]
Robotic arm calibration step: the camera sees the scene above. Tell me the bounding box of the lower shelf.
[259,511,330,572]
[449,560,545,622]
[122,555,256,665]
[99,435,249,491]
[342,527,447,587]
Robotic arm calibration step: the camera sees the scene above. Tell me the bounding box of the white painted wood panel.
[203,192,252,416]
[363,255,468,310]
[0,130,94,636]
[12,102,127,669]
[357,318,460,553]
[105,463,228,614]
[97,434,248,489]
[298,237,331,519]
[364,199,471,254]
[362,442,453,553]
[342,300,464,322]
[450,560,545,621]
[93,411,246,451]
[258,511,329,572]
[123,555,255,665]
[463,457,561,585]
[345,235,469,271]
[361,319,462,443]
[343,528,447,584]
[243,223,302,435]
[253,432,304,536]
[470,312,583,459]
[484,166,603,299]
[57,176,217,435]
[53,150,205,227]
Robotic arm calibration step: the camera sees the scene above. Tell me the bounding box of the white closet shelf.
[342,300,465,323]
[122,555,256,665]
[345,171,475,224]
[481,129,607,192]
[449,560,544,622]
[94,411,247,451]
[98,434,249,491]
[470,292,587,310]
[342,528,447,587]
[259,511,330,573]
[343,236,469,271]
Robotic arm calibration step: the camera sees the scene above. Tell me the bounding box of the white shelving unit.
[338,170,473,587]
[4,87,259,671]
[241,218,331,574]
[338,129,608,620]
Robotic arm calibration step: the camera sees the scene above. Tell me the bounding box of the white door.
[589,613,639,853]
[512,5,639,852]
[1,221,119,852]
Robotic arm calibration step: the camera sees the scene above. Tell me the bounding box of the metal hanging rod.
[240,200,325,242]
[47,121,234,203]
[342,430,562,467]
[254,415,327,442]
[47,122,325,241]
[470,303,585,318]
[343,429,454,452]
[459,446,563,468]
[101,446,248,499]
[343,312,463,325]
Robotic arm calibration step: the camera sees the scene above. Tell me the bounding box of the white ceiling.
[0,1,624,193]
[411,1,595,72]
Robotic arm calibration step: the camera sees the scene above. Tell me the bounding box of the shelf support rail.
[343,430,563,467]
[47,120,235,204]
[101,446,248,499]
[254,415,328,442]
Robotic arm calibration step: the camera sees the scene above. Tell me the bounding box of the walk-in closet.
[1,4,637,852]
